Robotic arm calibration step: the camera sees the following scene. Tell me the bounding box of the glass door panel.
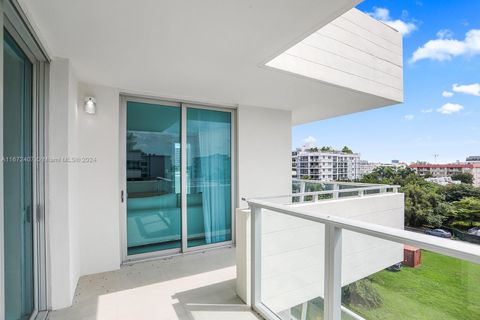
[3,30,34,320]
[126,101,181,255]
[186,108,232,247]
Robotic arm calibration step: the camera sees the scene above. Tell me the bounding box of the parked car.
[467,227,480,236]
[386,263,402,272]
[425,228,452,238]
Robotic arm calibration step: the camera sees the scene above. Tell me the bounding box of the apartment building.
[359,160,408,177]
[466,156,480,164]
[410,163,480,186]
[293,149,360,181]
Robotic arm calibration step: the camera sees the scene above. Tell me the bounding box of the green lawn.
[347,251,480,320]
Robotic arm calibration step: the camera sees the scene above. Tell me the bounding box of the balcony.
[239,180,480,320]
[46,180,480,320]
[48,248,259,320]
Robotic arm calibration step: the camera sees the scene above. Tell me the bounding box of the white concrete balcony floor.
[47,247,259,320]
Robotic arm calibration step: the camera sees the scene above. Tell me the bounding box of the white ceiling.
[21,0,397,124]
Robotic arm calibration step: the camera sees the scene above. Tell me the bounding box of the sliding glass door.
[126,101,181,255]
[186,108,232,247]
[3,30,34,320]
[124,99,233,258]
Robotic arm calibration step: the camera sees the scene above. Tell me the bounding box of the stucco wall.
[75,83,122,276]
[237,106,292,207]
[48,58,80,309]
[47,77,293,308]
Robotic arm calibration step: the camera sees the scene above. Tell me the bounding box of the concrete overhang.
[20,0,402,125]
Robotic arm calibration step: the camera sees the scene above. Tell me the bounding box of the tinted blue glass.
[186,108,232,247]
[126,102,181,255]
[4,30,34,320]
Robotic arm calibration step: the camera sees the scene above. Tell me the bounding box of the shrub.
[342,278,383,309]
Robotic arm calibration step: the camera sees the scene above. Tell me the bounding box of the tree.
[360,167,396,184]
[360,166,426,187]
[452,197,480,227]
[342,146,353,154]
[308,147,319,152]
[342,279,383,309]
[320,146,333,152]
[402,183,446,227]
[423,171,433,178]
[441,184,480,202]
[451,172,474,185]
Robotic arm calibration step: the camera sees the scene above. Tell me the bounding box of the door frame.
[2,1,50,319]
[119,94,236,263]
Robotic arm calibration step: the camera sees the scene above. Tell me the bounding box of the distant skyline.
[292,0,480,164]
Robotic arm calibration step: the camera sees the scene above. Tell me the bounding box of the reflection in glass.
[4,30,34,320]
[126,102,181,255]
[186,108,232,247]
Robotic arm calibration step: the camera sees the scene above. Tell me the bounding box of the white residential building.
[466,156,480,164]
[359,160,408,177]
[425,177,461,186]
[293,149,360,181]
[1,1,478,320]
[410,163,480,186]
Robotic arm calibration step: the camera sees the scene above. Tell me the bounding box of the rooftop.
[410,163,480,168]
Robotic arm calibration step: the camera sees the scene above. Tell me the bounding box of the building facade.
[466,156,480,164]
[410,163,480,186]
[358,160,407,177]
[293,149,360,181]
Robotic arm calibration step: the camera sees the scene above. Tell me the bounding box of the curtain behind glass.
[187,108,231,246]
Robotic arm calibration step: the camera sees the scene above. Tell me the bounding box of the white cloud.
[421,108,434,113]
[452,83,480,96]
[442,91,454,97]
[403,114,415,120]
[436,103,463,114]
[302,136,316,147]
[368,8,417,36]
[410,29,480,63]
[436,29,454,39]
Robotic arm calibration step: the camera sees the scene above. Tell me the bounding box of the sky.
[292,0,480,164]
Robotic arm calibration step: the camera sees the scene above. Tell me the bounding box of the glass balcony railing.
[247,191,480,320]
[291,179,397,203]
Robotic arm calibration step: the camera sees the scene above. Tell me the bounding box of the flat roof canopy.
[22,0,399,124]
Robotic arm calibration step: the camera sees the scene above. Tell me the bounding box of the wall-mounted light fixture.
[84,97,97,114]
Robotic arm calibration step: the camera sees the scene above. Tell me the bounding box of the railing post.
[250,205,262,309]
[300,181,306,203]
[324,225,342,320]
[333,184,339,199]
[300,302,308,320]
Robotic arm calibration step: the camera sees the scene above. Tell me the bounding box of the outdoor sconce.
[84,97,97,114]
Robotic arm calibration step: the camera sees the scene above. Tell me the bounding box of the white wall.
[67,63,80,298]
[236,193,404,312]
[267,8,403,103]
[75,83,121,276]
[46,80,294,309]
[237,105,292,207]
[48,58,80,309]
[48,73,122,308]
